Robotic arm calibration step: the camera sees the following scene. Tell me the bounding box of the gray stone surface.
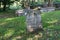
[15,9,25,16]
[40,7,55,12]
[25,9,43,32]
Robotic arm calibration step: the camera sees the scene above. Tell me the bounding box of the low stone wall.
[40,7,55,12]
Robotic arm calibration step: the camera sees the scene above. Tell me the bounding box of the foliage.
[54,0,60,2]
[0,0,15,11]
[9,2,22,10]
[21,0,42,9]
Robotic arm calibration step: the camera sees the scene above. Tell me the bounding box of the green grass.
[0,10,60,40]
[42,11,60,29]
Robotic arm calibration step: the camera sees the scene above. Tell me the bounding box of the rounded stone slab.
[25,9,43,33]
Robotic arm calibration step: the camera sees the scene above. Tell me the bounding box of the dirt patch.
[0,13,15,18]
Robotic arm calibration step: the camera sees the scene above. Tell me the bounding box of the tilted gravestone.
[25,8,43,33]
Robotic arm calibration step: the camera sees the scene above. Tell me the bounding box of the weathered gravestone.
[15,9,28,16]
[15,9,25,16]
[25,7,43,33]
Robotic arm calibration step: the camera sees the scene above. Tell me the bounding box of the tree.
[44,0,47,7]
[3,0,15,11]
[3,0,7,11]
[48,0,51,7]
[48,0,53,7]
[44,0,53,7]
[0,0,14,11]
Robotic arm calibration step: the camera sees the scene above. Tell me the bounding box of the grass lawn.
[0,10,60,40]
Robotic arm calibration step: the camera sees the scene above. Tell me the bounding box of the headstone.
[15,9,25,16]
[25,8,43,33]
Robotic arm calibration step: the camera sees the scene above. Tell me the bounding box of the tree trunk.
[48,0,51,7]
[3,3,6,11]
[48,0,53,7]
[44,0,47,7]
[3,0,6,11]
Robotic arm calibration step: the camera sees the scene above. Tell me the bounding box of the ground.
[0,10,60,40]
